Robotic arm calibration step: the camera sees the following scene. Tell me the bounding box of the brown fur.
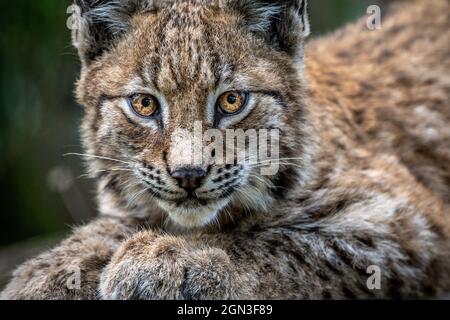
[2,0,450,299]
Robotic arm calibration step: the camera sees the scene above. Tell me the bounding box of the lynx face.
[74,0,310,228]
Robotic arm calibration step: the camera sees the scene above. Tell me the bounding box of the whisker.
[223,207,234,224]
[245,156,304,162]
[248,162,303,169]
[248,174,273,189]
[89,167,135,175]
[245,157,303,166]
[63,152,134,166]
[75,167,135,181]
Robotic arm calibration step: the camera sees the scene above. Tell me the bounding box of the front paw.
[1,249,110,300]
[100,232,238,300]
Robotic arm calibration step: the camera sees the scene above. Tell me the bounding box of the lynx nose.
[171,167,207,191]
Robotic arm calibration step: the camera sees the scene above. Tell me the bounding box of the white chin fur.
[157,199,229,228]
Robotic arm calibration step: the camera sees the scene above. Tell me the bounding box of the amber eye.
[130,94,159,118]
[218,91,248,114]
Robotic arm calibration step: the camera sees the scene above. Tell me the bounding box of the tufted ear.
[227,0,310,57]
[71,0,147,66]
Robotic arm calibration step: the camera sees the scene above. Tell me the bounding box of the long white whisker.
[234,188,254,214]
[244,156,303,162]
[63,152,133,166]
[89,168,135,175]
[76,167,135,181]
[223,207,234,224]
[245,157,304,166]
[248,162,303,169]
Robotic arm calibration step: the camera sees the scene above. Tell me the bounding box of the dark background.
[0,0,386,288]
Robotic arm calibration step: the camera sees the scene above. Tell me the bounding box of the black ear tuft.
[227,0,310,57]
[71,0,141,66]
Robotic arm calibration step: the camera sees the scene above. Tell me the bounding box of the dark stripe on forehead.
[140,11,172,92]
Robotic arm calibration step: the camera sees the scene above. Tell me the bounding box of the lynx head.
[73,0,311,228]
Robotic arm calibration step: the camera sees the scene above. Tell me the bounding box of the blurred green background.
[0,0,386,287]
